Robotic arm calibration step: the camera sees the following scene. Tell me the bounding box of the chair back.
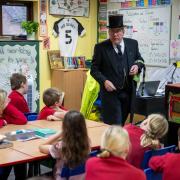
[141,145,176,169]
[61,163,85,179]
[24,112,38,121]
[60,150,100,179]
[144,168,162,180]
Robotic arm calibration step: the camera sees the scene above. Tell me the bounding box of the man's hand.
[3,120,7,126]
[104,80,116,92]
[129,65,139,75]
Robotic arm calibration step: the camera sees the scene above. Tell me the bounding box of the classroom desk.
[0,148,33,167]
[28,119,106,129]
[0,123,49,167]
[88,126,109,148]
[10,125,109,159]
[0,120,109,167]
[0,124,37,134]
[28,120,62,131]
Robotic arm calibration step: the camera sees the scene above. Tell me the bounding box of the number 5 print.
[65,30,72,44]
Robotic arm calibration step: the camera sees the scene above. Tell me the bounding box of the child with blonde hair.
[38,88,67,120]
[0,89,27,127]
[86,126,146,180]
[124,113,169,168]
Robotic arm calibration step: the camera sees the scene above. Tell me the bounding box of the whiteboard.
[108,6,171,67]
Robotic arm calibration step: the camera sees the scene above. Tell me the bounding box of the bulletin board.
[49,0,89,17]
[0,41,39,112]
[108,6,171,67]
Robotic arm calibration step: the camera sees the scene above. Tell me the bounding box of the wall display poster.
[170,40,180,60]
[179,16,180,39]
[98,2,107,42]
[40,0,48,37]
[109,0,125,2]
[49,0,89,17]
[108,6,171,66]
[43,37,50,50]
[0,41,39,112]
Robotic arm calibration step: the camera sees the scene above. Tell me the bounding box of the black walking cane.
[129,65,146,123]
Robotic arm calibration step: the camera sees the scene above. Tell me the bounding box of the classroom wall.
[171,0,180,39]
[34,1,97,108]
[145,0,180,82]
[12,0,180,108]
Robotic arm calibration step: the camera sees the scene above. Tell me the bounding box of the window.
[0,1,33,36]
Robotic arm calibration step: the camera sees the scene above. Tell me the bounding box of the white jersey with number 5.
[53,17,85,56]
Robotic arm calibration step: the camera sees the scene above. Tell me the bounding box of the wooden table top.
[88,126,109,148]
[0,120,109,166]
[0,124,37,134]
[28,119,105,129]
[0,148,32,167]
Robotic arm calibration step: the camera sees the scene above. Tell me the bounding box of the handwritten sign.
[0,42,39,112]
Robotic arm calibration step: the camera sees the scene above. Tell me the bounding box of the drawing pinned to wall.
[49,0,89,17]
[170,40,180,60]
[179,16,180,39]
[40,0,48,37]
[98,1,107,42]
[117,0,171,8]
[0,42,39,112]
[109,0,125,2]
[43,37,50,50]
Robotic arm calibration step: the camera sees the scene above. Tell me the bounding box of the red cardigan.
[8,90,30,113]
[0,103,27,128]
[149,153,180,180]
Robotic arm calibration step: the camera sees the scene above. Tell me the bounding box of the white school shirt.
[53,17,85,57]
[114,39,125,54]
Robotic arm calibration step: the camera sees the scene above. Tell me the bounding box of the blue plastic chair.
[24,112,38,121]
[141,145,176,169]
[94,99,102,107]
[60,150,100,179]
[144,168,162,180]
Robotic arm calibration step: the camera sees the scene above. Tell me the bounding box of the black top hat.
[107,15,125,28]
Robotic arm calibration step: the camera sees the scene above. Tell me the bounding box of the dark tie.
[116,44,122,56]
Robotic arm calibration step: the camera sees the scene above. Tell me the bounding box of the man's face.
[108,27,124,45]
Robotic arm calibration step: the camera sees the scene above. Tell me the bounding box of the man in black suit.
[90,15,144,125]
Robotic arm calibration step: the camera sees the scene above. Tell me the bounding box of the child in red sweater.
[149,128,180,180]
[38,88,67,120]
[0,89,27,128]
[0,89,27,180]
[124,114,169,168]
[8,73,30,113]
